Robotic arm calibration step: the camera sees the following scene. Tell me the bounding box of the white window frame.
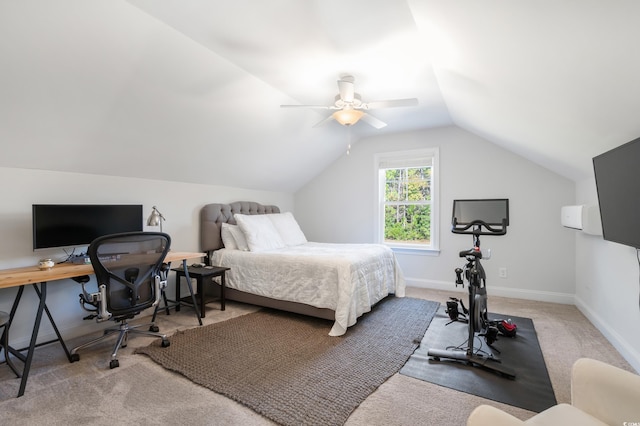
[374,148,439,254]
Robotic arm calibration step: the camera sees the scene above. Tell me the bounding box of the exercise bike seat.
[459,248,482,259]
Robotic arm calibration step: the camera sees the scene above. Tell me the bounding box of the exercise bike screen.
[452,199,509,226]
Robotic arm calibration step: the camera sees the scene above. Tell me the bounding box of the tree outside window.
[383,167,431,245]
[376,148,438,252]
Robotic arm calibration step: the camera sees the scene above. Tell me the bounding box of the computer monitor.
[452,199,509,235]
[32,204,143,250]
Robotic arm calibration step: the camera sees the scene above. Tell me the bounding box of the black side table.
[172,265,229,318]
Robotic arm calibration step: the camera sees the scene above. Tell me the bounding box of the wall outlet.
[498,267,507,278]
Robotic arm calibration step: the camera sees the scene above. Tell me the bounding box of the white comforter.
[211,242,405,336]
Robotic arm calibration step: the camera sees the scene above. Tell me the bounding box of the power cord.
[446,335,495,359]
[59,248,77,264]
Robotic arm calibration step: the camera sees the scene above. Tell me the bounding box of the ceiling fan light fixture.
[281,75,416,128]
[332,109,364,126]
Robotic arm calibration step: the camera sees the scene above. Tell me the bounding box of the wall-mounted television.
[32,204,143,250]
[593,137,640,248]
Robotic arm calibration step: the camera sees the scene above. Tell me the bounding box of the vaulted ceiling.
[2,1,639,193]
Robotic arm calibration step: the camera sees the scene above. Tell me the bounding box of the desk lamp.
[147,206,166,232]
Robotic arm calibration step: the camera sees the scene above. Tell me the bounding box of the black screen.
[593,137,640,248]
[32,204,143,250]
[452,199,509,226]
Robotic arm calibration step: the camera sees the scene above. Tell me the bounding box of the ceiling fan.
[280,75,418,129]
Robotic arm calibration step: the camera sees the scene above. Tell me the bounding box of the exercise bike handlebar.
[451,219,508,236]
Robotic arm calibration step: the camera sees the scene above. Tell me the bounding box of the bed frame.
[200,201,335,320]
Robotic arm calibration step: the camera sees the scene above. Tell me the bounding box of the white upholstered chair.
[467,358,640,426]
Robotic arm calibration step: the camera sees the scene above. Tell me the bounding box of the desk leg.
[182,260,202,326]
[17,282,47,397]
[7,286,24,335]
[31,284,72,361]
[5,286,25,377]
[8,283,72,397]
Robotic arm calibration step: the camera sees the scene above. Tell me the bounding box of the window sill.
[388,246,440,256]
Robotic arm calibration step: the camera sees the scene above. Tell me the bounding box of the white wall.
[0,166,292,348]
[575,177,640,371]
[295,126,576,303]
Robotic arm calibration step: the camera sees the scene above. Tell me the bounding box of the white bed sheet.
[211,242,405,336]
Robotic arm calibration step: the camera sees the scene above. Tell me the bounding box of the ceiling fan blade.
[360,113,387,129]
[364,98,418,109]
[280,104,331,109]
[312,114,336,128]
[337,77,355,103]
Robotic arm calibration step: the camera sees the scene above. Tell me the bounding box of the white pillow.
[221,223,239,250]
[267,212,307,246]
[234,214,285,252]
[226,223,250,251]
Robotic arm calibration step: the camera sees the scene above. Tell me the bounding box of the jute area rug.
[136,297,439,426]
[401,306,557,413]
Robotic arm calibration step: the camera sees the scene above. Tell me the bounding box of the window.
[375,148,439,252]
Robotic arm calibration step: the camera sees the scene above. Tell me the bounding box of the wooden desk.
[0,250,204,397]
[0,251,203,289]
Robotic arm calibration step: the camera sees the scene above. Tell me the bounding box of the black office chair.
[70,232,171,369]
[0,310,21,377]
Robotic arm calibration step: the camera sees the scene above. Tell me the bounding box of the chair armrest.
[467,405,524,426]
[571,358,640,425]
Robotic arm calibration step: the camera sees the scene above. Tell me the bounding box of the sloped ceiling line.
[1,1,639,192]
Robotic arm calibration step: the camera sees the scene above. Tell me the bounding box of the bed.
[200,201,405,336]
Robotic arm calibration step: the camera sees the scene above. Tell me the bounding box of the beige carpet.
[0,287,634,426]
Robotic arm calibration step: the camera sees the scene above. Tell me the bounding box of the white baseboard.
[406,277,576,305]
[406,277,466,295]
[574,295,640,373]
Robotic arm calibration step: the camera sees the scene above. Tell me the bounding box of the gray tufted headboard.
[200,201,280,253]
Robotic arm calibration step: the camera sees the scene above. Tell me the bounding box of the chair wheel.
[149,325,159,332]
[70,353,80,363]
[161,339,170,348]
[109,359,119,369]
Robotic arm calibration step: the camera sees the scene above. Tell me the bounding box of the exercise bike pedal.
[454,268,464,287]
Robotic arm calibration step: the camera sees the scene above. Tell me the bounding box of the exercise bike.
[427,199,516,379]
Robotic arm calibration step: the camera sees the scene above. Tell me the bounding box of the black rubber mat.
[401,306,557,413]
